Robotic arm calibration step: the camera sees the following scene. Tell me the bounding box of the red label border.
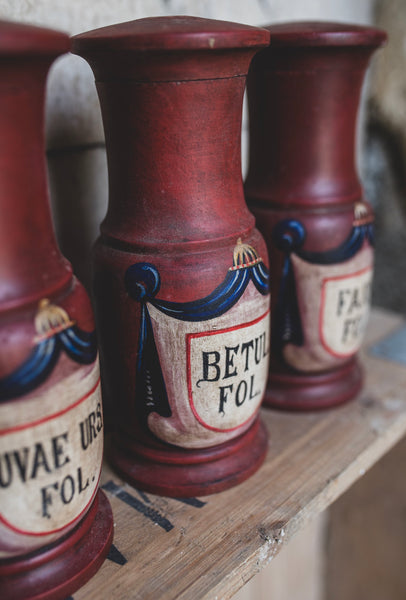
[319,266,372,359]
[0,378,102,537]
[186,309,270,433]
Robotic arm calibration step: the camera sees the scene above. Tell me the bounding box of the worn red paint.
[72,16,271,497]
[0,20,113,600]
[245,21,387,411]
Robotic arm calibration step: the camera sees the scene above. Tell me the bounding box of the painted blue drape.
[0,326,97,401]
[125,261,269,422]
[272,218,374,353]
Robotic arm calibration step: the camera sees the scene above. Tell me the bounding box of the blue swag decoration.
[272,203,374,354]
[125,239,269,423]
[0,299,97,401]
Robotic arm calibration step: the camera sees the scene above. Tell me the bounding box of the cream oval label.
[187,311,269,432]
[0,362,102,535]
[273,202,374,373]
[0,299,102,540]
[320,266,372,358]
[125,239,270,449]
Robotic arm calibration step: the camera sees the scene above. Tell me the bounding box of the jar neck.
[0,60,71,311]
[245,47,377,208]
[97,74,255,247]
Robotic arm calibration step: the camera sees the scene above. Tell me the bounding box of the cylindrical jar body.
[94,73,270,450]
[245,22,386,410]
[72,16,271,495]
[0,21,112,573]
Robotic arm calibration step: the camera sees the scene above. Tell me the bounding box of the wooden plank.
[326,435,406,600]
[74,307,406,600]
[234,513,327,600]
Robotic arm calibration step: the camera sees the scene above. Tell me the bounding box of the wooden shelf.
[75,308,406,600]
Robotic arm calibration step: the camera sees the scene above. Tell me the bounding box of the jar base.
[0,490,113,600]
[263,358,363,411]
[110,418,269,497]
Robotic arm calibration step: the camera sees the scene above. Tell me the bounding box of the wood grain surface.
[74,307,406,600]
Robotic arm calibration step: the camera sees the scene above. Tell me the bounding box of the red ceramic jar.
[0,21,113,599]
[245,22,387,410]
[72,16,271,497]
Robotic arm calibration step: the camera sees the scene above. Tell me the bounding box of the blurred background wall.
[1,1,405,599]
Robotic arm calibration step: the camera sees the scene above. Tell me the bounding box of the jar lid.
[264,21,386,48]
[72,16,270,81]
[0,20,69,55]
[72,16,270,53]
